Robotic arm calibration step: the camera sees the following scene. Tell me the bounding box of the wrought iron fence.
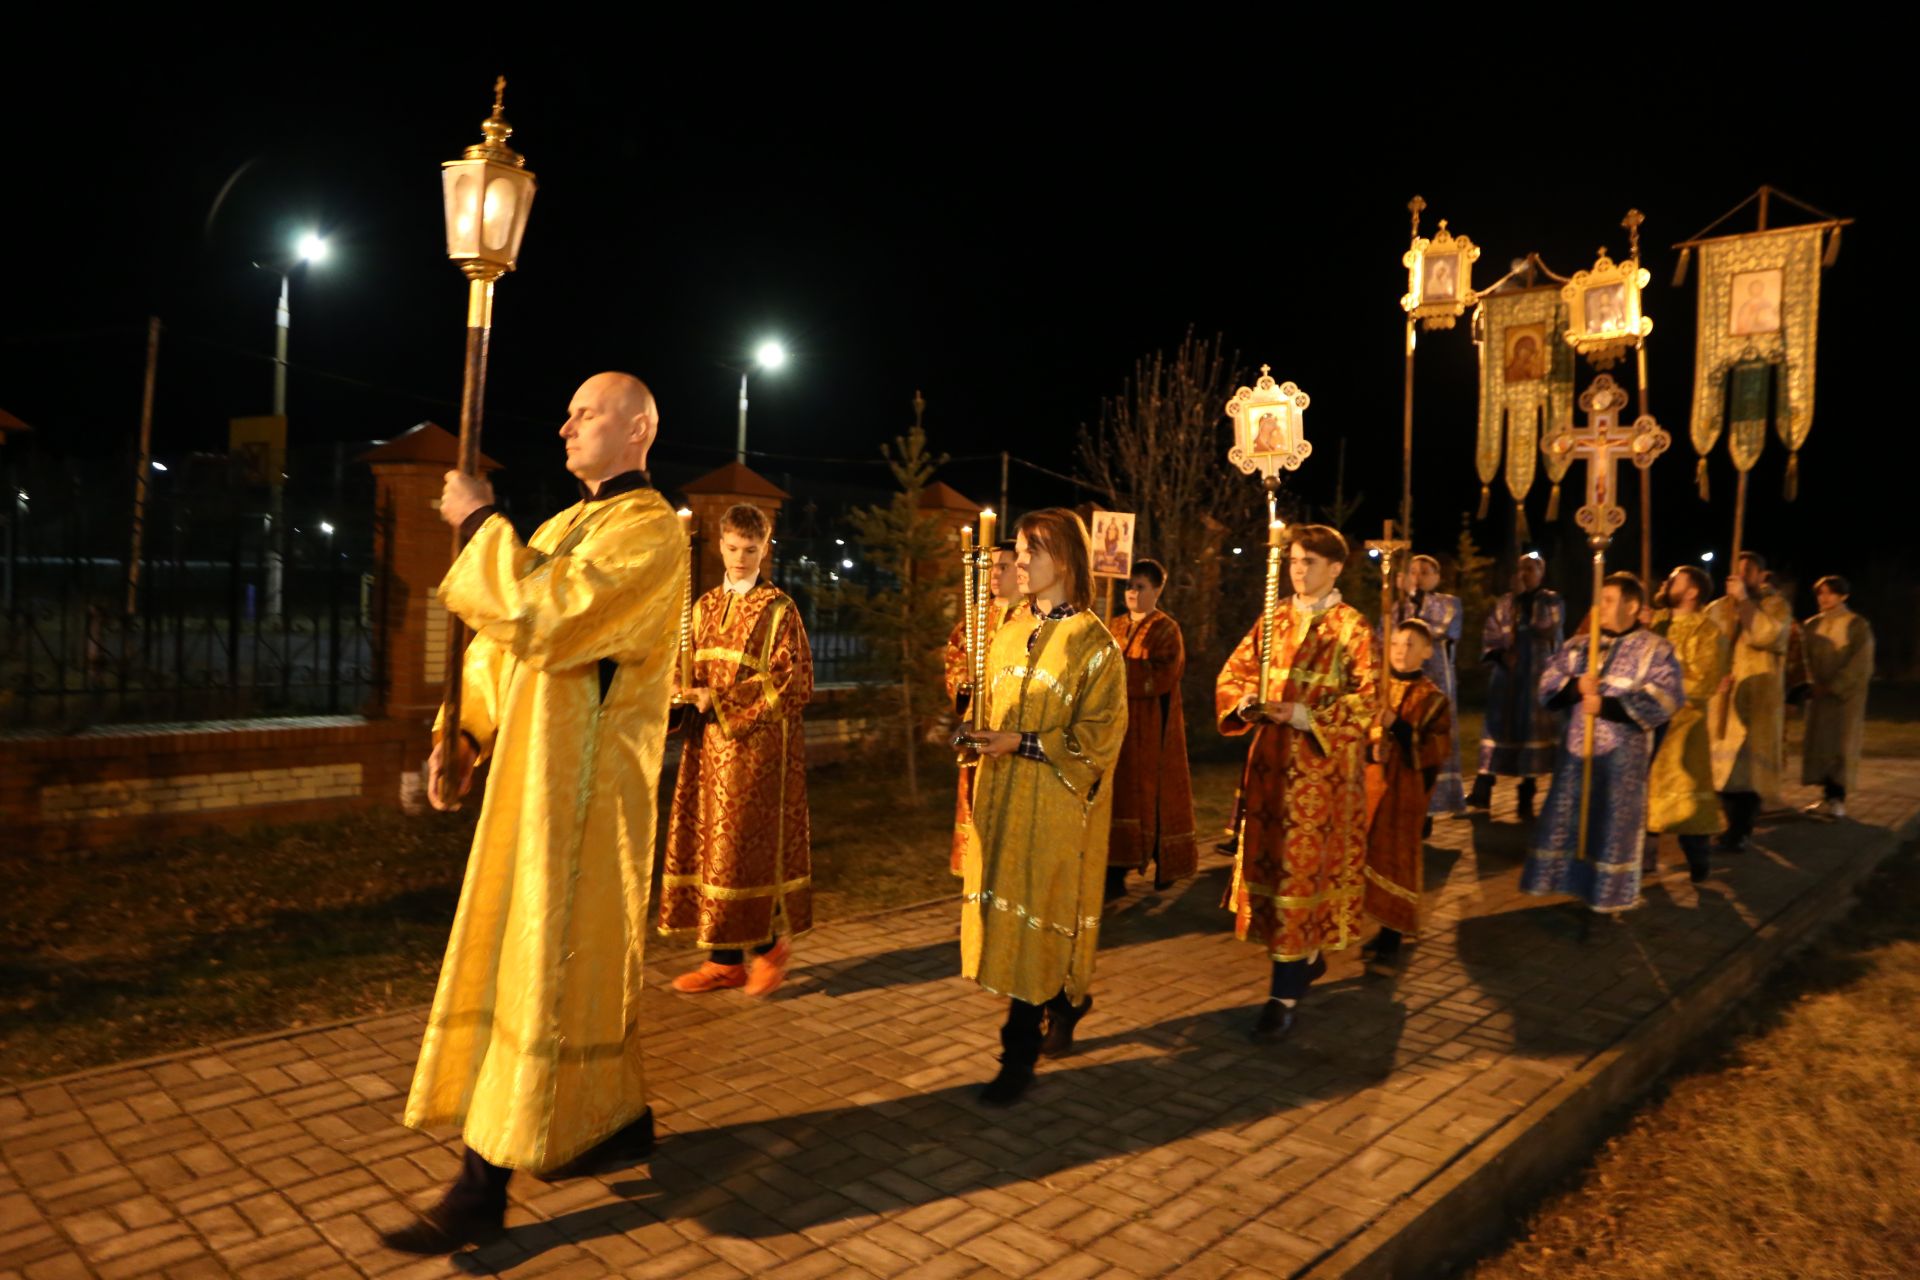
[0,485,379,732]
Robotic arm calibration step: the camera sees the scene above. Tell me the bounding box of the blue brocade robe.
[1396,590,1465,813]
[1521,626,1683,913]
[1478,589,1566,777]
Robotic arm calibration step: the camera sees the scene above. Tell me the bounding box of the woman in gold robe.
[960,508,1126,1106]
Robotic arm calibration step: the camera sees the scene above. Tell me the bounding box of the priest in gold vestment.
[1706,551,1792,852]
[943,540,1021,874]
[660,502,813,996]
[1649,565,1727,882]
[386,373,683,1254]
[960,509,1126,1106]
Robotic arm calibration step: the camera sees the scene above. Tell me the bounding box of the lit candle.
[676,507,694,540]
[1268,519,1285,548]
[978,508,997,549]
[960,525,975,555]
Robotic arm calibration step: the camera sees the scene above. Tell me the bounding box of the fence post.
[361,423,497,728]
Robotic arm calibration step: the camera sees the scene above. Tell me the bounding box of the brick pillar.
[361,423,502,727]
[678,462,791,596]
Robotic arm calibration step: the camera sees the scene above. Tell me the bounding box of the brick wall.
[0,716,423,855]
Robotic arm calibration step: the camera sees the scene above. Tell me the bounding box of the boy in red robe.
[1361,618,1453,965]
[659,503,812,997]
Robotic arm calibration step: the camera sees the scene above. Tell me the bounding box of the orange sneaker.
[744,938,791,998]
[671,961,747,994]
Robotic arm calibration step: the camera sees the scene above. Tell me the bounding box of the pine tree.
[1454,511,1497,665]
[840,423,960,803]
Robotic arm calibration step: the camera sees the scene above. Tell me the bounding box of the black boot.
[381,1148,509,1254]
[532,1107,655,1182]
[1040,993,1092,1058]
[1250,1000,1296,1043]
[1103,866,1130,903]
[981,1003,1043,1106]
[1465,773,1495,810]
[1362,929,1403,965]
[1517,777,1538,822]
[1680,835,1712,884]
[1421,815,1434,840]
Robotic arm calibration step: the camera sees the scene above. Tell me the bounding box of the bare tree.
[1076,328,1249,657]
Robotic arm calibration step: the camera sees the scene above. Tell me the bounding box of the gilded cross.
[1545,374,1671,548]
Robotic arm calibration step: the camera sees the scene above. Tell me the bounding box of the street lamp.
[435,75,537,805]
[735,339,788,464]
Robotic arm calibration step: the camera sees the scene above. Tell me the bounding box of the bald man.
[384,373,687,1253]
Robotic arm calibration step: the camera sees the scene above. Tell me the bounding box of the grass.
[1464,838,1920,1279]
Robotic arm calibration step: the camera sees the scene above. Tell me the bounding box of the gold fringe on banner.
[1515,506,1531,546]
[1784,450,1799,501]
[1696,456,1710,502]
[1477,484,1490,520]
[1671,245,1691,288]
[1823,227,1842,267]
[1545,482,1561,522]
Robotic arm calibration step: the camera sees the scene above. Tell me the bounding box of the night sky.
[3,46,1901,624]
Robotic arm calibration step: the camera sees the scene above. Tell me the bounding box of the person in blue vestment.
[1521,572,1684,918]
[1394,554,1465,820]
[1468,552,1566,821]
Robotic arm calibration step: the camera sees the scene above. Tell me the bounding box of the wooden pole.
[126,316,160,615]
[1258,486,1283,704]
[435,273,497,805]
[1636,342,1654,589]
[1576,544,1605,860]
[1401,318,1416,544]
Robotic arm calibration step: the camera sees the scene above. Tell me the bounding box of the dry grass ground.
[1464,848,1920,1280]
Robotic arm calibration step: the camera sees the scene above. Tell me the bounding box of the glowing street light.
[735,338,788,464]
[1701,550,1716,564]
[319,521,335,536]
[296,232,329,263]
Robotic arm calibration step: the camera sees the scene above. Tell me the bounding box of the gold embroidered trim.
[661,874,813,900]
[962,889,1100,938]
[1364,865,1422,905]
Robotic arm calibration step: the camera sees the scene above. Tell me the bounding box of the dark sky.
[3,44,1901,607]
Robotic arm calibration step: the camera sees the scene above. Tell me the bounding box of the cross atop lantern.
[441,77,537,282]
[1225,366,1312,486]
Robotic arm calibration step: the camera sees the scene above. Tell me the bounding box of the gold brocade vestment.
[943,601,1023,875]
[1801,605,1873,793]
[1214,598,1375,961]
[1649,610,1728,835]
[960,609,1127,1005]
[404,487,683,1173]
[660,581,813,947]
[1706,591,1791,804]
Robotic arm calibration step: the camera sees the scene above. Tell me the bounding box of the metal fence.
[0,483,379,732]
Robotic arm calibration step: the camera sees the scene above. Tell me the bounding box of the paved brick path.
[5,762,1916,1279]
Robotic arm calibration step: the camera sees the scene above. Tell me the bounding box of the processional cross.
[1544,374,1671,859]
[1365,520,1410,724]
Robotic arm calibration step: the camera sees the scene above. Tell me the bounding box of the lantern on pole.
[1225,366,1311,703]
[435,76,537,805]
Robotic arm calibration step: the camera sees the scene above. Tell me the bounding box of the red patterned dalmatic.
[1362,672,1452,936]
[1106,610,1198,883]
[1215,596,1376,961]
[943,601,1023,874]
[660,581,812,948]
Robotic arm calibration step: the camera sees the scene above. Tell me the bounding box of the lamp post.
[435,76,536,803]
[247,232,328,620]
[734,339,787,464]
